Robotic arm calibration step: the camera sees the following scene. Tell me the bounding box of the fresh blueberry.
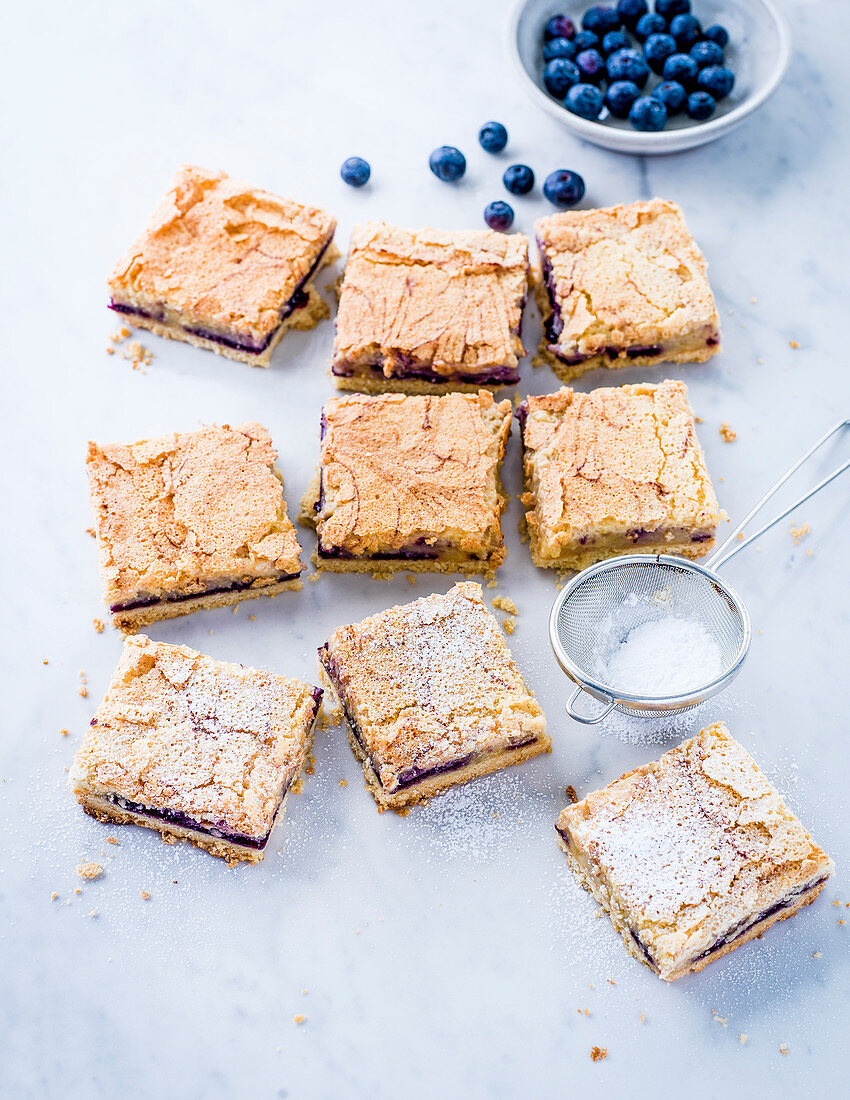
[340,156,370,188]
[572,30,600,52]
[655,0,690,17]
[635,12,666,40]
[605,79,641,118]
[543,36,576,61]
[478,121,508,153]
[669,13,701,49]
[484,200,515,231]
[698,64,735,99]
[662,52,698,86]
[606,47,650,87]
[651,79,686,114]
[617,0,648,28]
[690,40,724,68]
[428,145,466,182]
[629,94,667,130]
[544,14,575,39]
[576,48,606,83]
[564,82,605,119]
[544,57,581,97]
[601,29,631,56]
[703,24,729,48]
[687,90,715,120]
[543,169,586,207]
[643,32,676,73]
[581,6,621,35]
[503,164,534,195]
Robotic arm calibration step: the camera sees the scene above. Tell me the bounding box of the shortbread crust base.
[112,576,303,633]
[75,715,319,865]
[557,835,827,981]
[528,537,715,573]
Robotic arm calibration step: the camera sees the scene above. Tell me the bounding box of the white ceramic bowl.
[507,0,791,154]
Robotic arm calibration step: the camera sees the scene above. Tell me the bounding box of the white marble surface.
[3,1,849,1097]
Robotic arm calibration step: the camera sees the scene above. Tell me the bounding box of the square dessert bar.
[70,635,322,864]
[319,582,549,811]
[331,222,530,392]
[556,723,833,981]
[108,165,337,366]
[518,380,723,571]
[302,391,512,573]
[535,198,720,382]
[87,421,304,631]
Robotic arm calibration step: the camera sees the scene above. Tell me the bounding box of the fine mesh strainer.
[550,419,850,724]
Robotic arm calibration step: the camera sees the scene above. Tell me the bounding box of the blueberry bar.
[535,199,720,382]
[108,165,337,367]
[87,422,304,632]
[319,582,549,811]
[331,223,529,392]
[70,635,322,864]
[518,380,723,571]
[301,391,512,574]
[556,723,833,981]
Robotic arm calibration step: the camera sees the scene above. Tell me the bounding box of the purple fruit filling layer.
[104,793,271,849]
[331,359,520,386]
[111,572,302,614]
[109,237,332,355]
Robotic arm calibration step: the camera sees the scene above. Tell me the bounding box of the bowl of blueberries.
[508,0,791,153]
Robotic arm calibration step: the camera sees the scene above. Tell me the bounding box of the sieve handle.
[708,418,850,570]
[566,685,618,725]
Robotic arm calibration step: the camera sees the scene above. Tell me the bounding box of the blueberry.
[606,47,650,87]
[617,0,648,29]
[635,12,666,40]
[543,36,576,61]
[605,79,641,118]
[662,52,698,86]
[629,94,667,130]
[581,6,621,34]
[544,58,581,97]
[503,164,534,195]
[484,200,515,231]
[651,79,686,114]
[428,145,466,182]
[655,0,690,17]
[576,48,606,83]
[601,30,631,56]
[690,40,724,68]
[643,32,676,73]
[698,64,735,99]
[703,24,729,48]
[687,90,715,120]
[340,156,370,188]
[478,121,508,153]
[572,30,600,52]
[543,169,586,207]
[544,14,576,40]
[669,13,701,49]
[564,82,604,119]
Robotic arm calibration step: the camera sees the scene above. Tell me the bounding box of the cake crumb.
[565,785,578,804]
[789,340,800,349]
[502,619,515,635]
[590,1046,607,1062]
[140,890,150,900]
[740,1034,747,1044]
[790,522,810,544]
[640,1013,647,1024]
[308,572,321,583]
[85,527,95,538]
[78,686,88,697]
[50,892,59,901]
[60,728,69,737]
[249,614,256,621]
[293,1015,306,1025]
[93,619,105,633]
[779,1044,789,1056]
[407,575,417,585]
[719,422,737,443]
[76,862,103,880]
[106,837,119,845]
[486,579,498,589]
[339,779,348,787]
[492,596,518,615]
[749,296,757,304]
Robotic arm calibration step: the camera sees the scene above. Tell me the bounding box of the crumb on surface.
[719,422,736,442]
[50,892,59,901]
[813,951,822,958]
[791,523,810,544]
[339,779,348,787]
[740,1034,747,1044]
[106,836,119,845]
[78,686,88,698]
[486,578,498,588]
[76,862,103,880]
[502,619,515,635]
[140,890,150,900]
[789,340,800,349]
[407,575,417,584]
[640,1013,646,1024]
[492,595,518,615]
[93,619,105,633]
[89,909,98,918]
[60,728,69,737]
[293,1015,306,1025]
[248,614,256,621]
[590,1046,607,1062]
[566,785,578,804]
[779,1044,789,1056]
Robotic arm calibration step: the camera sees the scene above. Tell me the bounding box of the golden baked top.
[70,635,319,841]
[315,391,512,556]
[520,380,722,543]
[87,422,302,608]
[332,222,529,374]
[322,582,547,789]
[108,165,336,338]
[536,198,719,358]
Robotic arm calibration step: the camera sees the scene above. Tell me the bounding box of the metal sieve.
[550,419,850,724]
